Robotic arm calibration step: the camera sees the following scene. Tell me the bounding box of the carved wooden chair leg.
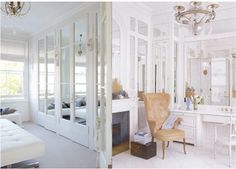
[167,141,169,148]
[183,138,186,154]
[162,141,165,159]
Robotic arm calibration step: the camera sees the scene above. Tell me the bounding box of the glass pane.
[174,42,178,103]
[61,26,71,120]
[211,59,229,105]
[0,71,23,96]
[112,20,121,80]
[61,27,70,47]
[38,39,45,112]
[233,57,236,99]
[130,17,135,32]
[74,17,88,125]
[61,84,71,120]
[130,36,135,88]
[61,48,70,83]
[47,33,55,115]
[138,20,148,36]
[137,39,147,92]
[153,24,169,38]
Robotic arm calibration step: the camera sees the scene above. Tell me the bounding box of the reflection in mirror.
[137,39,147,92]
[174,42,178,103]
[153,23,169,38]
[46,33,55,115]
[112,20,121,81]
[130,17,135,32]
[153,41,168,93]
[138,20,148,36]
[130,36,135,89]
[186,37,236,106]
[38,39,45,113]
[233,54,236,101]
[74,16,88,125]
[60,26,71,120]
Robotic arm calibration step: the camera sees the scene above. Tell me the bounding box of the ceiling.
[1,2,89,37]
[142,2,236,14]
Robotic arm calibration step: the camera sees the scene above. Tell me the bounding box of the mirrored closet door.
[38,14,93,147]
[58,16,89,146]
[37,32,57,131]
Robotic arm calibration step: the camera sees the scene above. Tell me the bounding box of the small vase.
[193,102,198,110]
[186,97,191,111]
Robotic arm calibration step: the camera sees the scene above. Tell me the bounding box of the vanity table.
[170,105,236,146]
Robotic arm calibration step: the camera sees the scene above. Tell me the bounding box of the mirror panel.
[138,20,148,36]
[38,39,45,113]
[46,33,55,115]
[60,26,71,120]
[185,37,235,106]
[112,20,121,81]
[130,35,135,89]
[174,42,178,103]
[130,17,135,32]
[137,39,147,92]
[74,16,88,125]
[233,55,236,100]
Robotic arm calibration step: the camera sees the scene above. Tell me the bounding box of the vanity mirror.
[185,37,236,106]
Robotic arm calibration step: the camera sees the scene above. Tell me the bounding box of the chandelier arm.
[1,2,31,16]
[4,2,9,15]
[17,2,25,15]
[20,2,31,16]
[173,3,219,35]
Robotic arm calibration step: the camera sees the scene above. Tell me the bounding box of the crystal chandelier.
[174,2,219,35]
[1,2,31,16]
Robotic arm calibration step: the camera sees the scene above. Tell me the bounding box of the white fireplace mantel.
[112,98,136,113]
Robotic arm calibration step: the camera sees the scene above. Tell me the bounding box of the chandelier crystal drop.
[174,1,219,35]
[1,2,31,16]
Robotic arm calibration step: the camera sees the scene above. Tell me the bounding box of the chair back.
[143,93,170,136]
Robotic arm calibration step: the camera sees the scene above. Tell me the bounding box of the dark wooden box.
[131,141,156,159]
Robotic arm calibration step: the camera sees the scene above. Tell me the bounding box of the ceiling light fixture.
[174,1,219,35]
[1,1,31,16]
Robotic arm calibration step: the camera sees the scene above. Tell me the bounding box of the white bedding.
[0,119,45,167]
[47,107,87,119]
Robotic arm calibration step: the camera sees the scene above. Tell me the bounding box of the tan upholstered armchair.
[143,93,186,159]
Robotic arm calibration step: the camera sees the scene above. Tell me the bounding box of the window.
[0,40,27,100]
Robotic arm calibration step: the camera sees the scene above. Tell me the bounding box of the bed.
[0,119,45,167]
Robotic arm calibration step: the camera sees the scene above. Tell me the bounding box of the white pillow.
[162,115,177,129]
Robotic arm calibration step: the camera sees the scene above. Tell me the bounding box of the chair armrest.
[173,117,183,129]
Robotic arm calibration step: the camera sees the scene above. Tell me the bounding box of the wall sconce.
[202,62,209,75]
[78,34,83,56]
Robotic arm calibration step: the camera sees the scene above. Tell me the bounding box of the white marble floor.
[112,141,236,168]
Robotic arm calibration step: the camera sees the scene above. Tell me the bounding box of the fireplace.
[112,111,129,155]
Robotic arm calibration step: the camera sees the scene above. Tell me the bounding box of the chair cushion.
[154,129,185,141]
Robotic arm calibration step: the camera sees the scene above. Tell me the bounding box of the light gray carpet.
[22,122,97,168]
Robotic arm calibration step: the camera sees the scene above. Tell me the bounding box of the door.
[58,15,90,147]
[96,2,112,168]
